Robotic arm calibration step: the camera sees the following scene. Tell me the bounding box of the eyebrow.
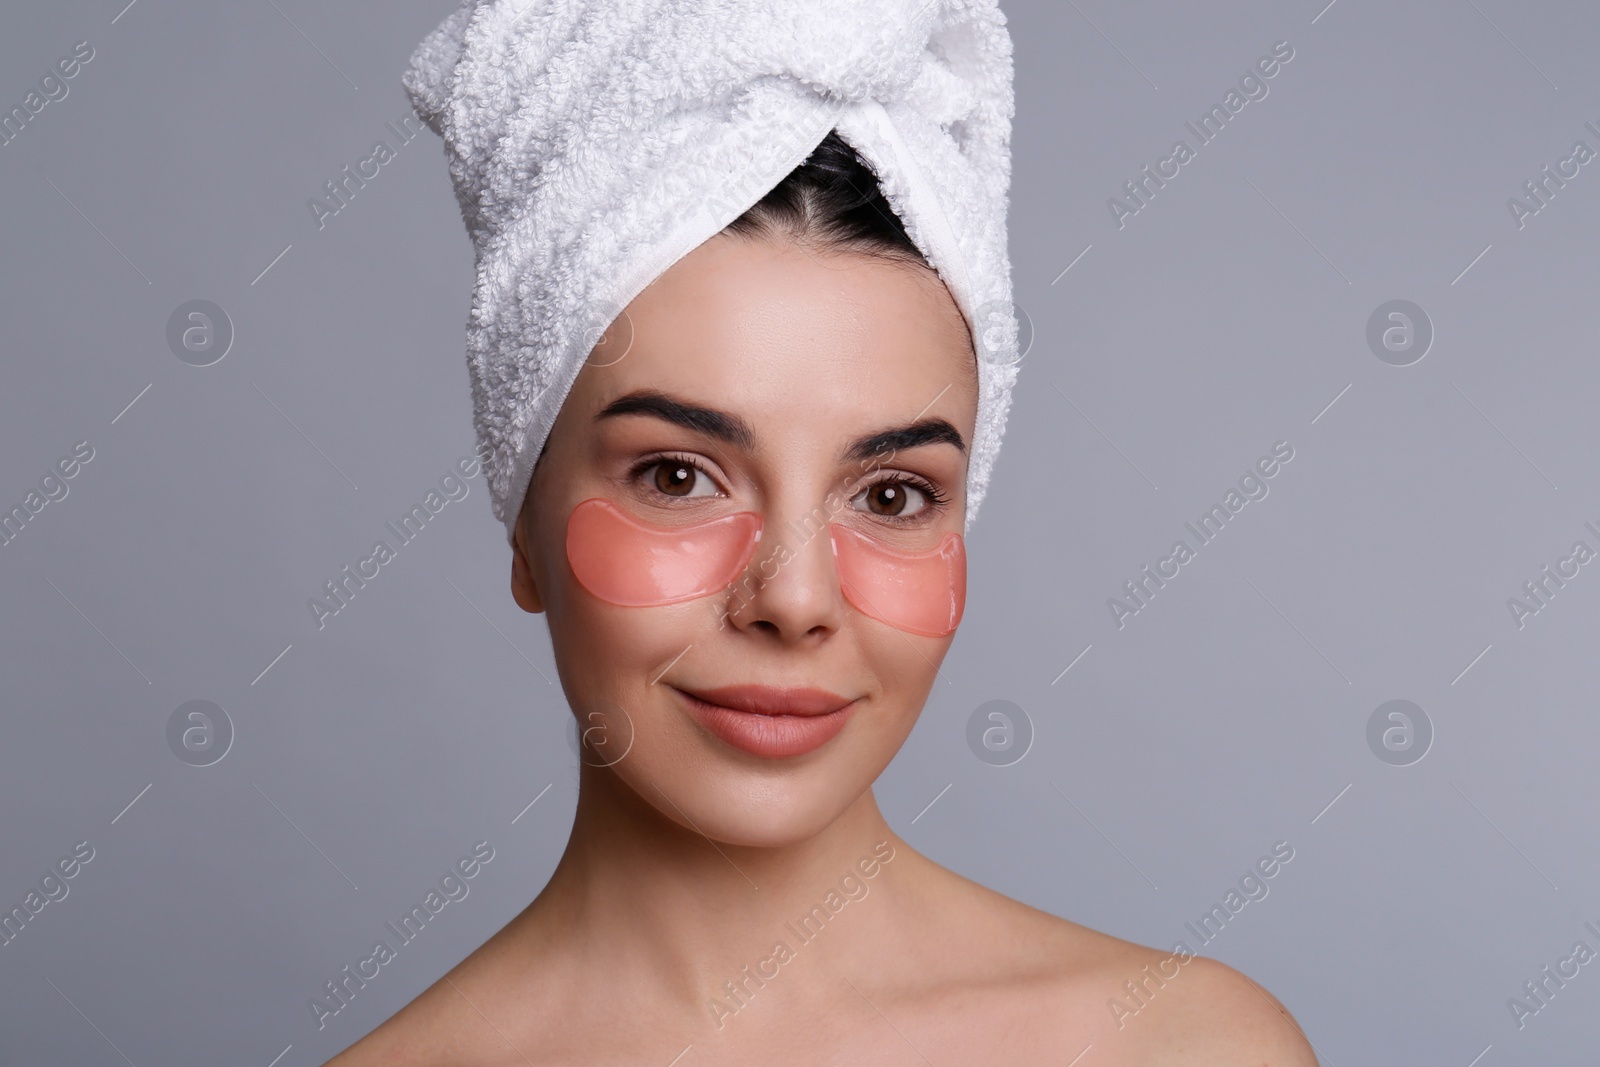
[594,388,966,462]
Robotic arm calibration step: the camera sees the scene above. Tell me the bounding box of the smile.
[671,684,857,759]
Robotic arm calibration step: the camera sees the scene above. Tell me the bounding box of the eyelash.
[627,451,950,522]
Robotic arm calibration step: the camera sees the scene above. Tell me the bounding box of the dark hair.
[723,129,930,268]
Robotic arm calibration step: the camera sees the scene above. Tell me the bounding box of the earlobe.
[510,524,546,614]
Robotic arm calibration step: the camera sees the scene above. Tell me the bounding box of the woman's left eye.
[852,480,935,519]
[640,459,718,498]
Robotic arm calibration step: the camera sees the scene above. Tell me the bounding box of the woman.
[331,3,1318,1062]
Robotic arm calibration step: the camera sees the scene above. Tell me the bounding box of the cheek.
[566,497,762,606]
[828,524,965,637]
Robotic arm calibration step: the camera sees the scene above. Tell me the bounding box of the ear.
[509,513,546,615]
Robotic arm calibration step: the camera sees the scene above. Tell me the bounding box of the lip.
[672,684,857,758]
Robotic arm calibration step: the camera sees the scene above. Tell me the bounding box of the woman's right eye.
[639,458,719,498]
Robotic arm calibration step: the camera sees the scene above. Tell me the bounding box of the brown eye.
[645,459,717,498]
[856,481,928,517]
[655,462,694,495]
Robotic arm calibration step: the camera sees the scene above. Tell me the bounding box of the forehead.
[578,235,976,427]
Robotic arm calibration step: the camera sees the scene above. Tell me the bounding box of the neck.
[511,761,911,1022]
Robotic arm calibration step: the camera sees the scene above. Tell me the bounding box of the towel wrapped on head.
[403,0,1020,542]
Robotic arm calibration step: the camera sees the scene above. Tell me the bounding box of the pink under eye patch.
[564,497,965,636]
[565,497,763,607]
[828,523,966,637]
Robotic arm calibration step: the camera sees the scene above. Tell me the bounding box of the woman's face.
[512,233,978,847]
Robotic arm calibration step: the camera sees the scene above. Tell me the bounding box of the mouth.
[671,684,858,759]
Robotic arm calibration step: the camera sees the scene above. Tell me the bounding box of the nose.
[719,501,847,643]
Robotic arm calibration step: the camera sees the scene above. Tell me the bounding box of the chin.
[627,767,876,851]
[639,776,860,849]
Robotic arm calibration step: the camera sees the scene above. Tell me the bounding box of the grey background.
[2,0,1597,1063]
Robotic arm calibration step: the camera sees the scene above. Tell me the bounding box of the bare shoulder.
[319,969,482,1067]
[902,866,1316,1065]
[1030,915,1317,1064]
[1109,949,1319,1065]
[1088,940,1312,1062]
[320,942,527,1067]
[1018,903,1317,1065]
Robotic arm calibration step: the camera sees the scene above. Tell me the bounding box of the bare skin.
[326,234,1318,1066]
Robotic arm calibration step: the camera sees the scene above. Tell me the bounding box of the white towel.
[403,0,1019,542]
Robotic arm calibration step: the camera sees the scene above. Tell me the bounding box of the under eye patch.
[565,497,763,606]
[828,523,966,637]
[565,498,965,636]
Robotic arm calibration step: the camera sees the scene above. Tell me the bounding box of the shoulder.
[319,964,510,1067]
[318,979,448,1066]
[320,899,559,1066]
[1080,940,1319,1066]
[902,867,1316,1065]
